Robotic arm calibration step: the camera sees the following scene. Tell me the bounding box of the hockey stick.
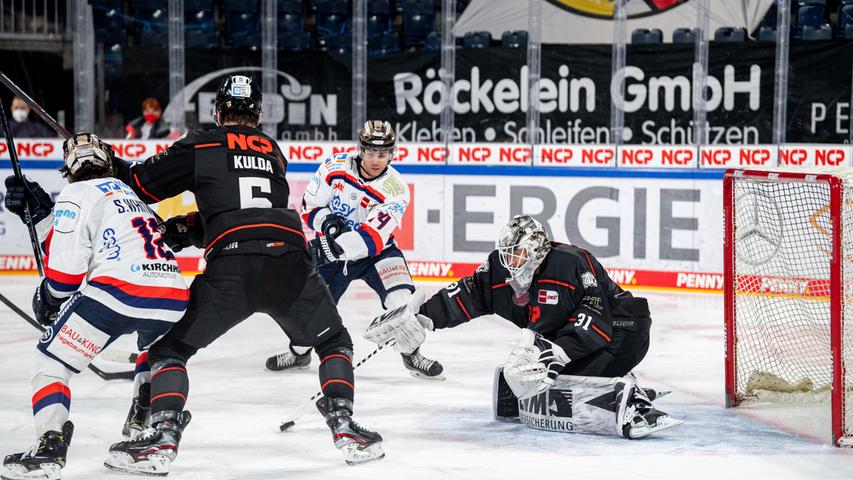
[279,338,395,431]
[0,291,136,380]
[0,71,71,138]
[0,75,139,377]
[0,97,46,276]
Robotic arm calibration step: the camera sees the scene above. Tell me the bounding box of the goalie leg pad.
[492,367,519,421]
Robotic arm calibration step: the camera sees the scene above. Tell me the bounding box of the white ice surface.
[1,276,852,480]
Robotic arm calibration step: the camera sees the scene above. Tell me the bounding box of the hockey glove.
[32,279,66,326]
[363,302,431,354]
[4,175,54,229]
[309,234,346,267]
[320,214,351,239]
[160,212,205,252]
[503,329,571,399]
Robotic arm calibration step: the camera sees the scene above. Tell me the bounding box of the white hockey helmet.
[497,215,551,291]
[61,133,113,179]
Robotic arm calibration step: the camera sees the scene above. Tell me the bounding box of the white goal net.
[724,168,853,447]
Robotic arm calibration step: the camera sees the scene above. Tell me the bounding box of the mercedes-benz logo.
[735,189,784,266]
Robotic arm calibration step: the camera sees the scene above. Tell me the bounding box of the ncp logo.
[546,0,686,19]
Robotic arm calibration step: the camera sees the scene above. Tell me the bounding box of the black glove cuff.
[38,280,65,307]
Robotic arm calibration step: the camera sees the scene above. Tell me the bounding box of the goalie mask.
[358,120,396,163]
[61,133,114,180]
[497,215,551,296]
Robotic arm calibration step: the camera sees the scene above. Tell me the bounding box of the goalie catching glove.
[363,289,432,354]
[503,329,571,399]
[160,211,204,252]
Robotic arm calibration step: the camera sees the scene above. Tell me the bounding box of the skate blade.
[265,365,310,373]
[103,452,170,477]
[341,443,385,466]
[628,417,686,439]
[407,370,446,381]
[1,462,61,480]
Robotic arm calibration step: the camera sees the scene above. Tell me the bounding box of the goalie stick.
[279,339,395,431]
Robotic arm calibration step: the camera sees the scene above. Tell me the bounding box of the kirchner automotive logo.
[546,0,686,19]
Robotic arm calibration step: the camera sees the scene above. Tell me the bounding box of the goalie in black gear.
[364,215,683,439]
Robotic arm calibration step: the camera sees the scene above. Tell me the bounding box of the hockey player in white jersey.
[265,120,444,379]
[1,134,188,480]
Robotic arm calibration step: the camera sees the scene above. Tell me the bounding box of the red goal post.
[723,168,852,447]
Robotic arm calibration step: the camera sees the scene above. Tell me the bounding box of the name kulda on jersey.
[232,155,274,174]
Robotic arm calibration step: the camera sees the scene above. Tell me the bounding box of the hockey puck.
[280,421,295,431]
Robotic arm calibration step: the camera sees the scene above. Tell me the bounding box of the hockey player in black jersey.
[365,215,684,439]
[99,74,383,475]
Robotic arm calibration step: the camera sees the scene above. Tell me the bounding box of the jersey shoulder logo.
[54,200,81,234]
[538,289,559,305]
[381,175,405,197]
[581,271,597,288]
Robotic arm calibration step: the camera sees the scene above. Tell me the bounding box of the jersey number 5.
[239,177,272,209]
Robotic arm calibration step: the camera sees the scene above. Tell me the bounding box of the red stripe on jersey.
[205,223,307,253]
[134,173,162,203]
[537,279,575,290]
[583,250,597,276]
[591,324,611,343]
[45,266,86,285]
[89,276,189,301]
[491,283,509,290]
[32,382,70,407]
[42,228,54,256]
[455,297,472,320]
[358,224,384,255]
[325,171,386,203]
[194,143,221,149]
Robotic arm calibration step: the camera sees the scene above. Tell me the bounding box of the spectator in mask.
[125,97,170,139]
[8,97,55,138]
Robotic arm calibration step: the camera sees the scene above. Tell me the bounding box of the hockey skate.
[316,397,384,466]
[104,410,191,476]
[265,346,312,372]
[122,385,151,440]
[2,421,73,480]
[401,348,445,380]
[621,387,684,439]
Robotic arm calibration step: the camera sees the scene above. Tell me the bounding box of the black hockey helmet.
[214,74,262,123]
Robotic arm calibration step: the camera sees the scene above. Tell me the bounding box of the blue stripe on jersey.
[47,278,82,293]
[357,229,378,257]
[88,281,188,312]
[33,392,71,415]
